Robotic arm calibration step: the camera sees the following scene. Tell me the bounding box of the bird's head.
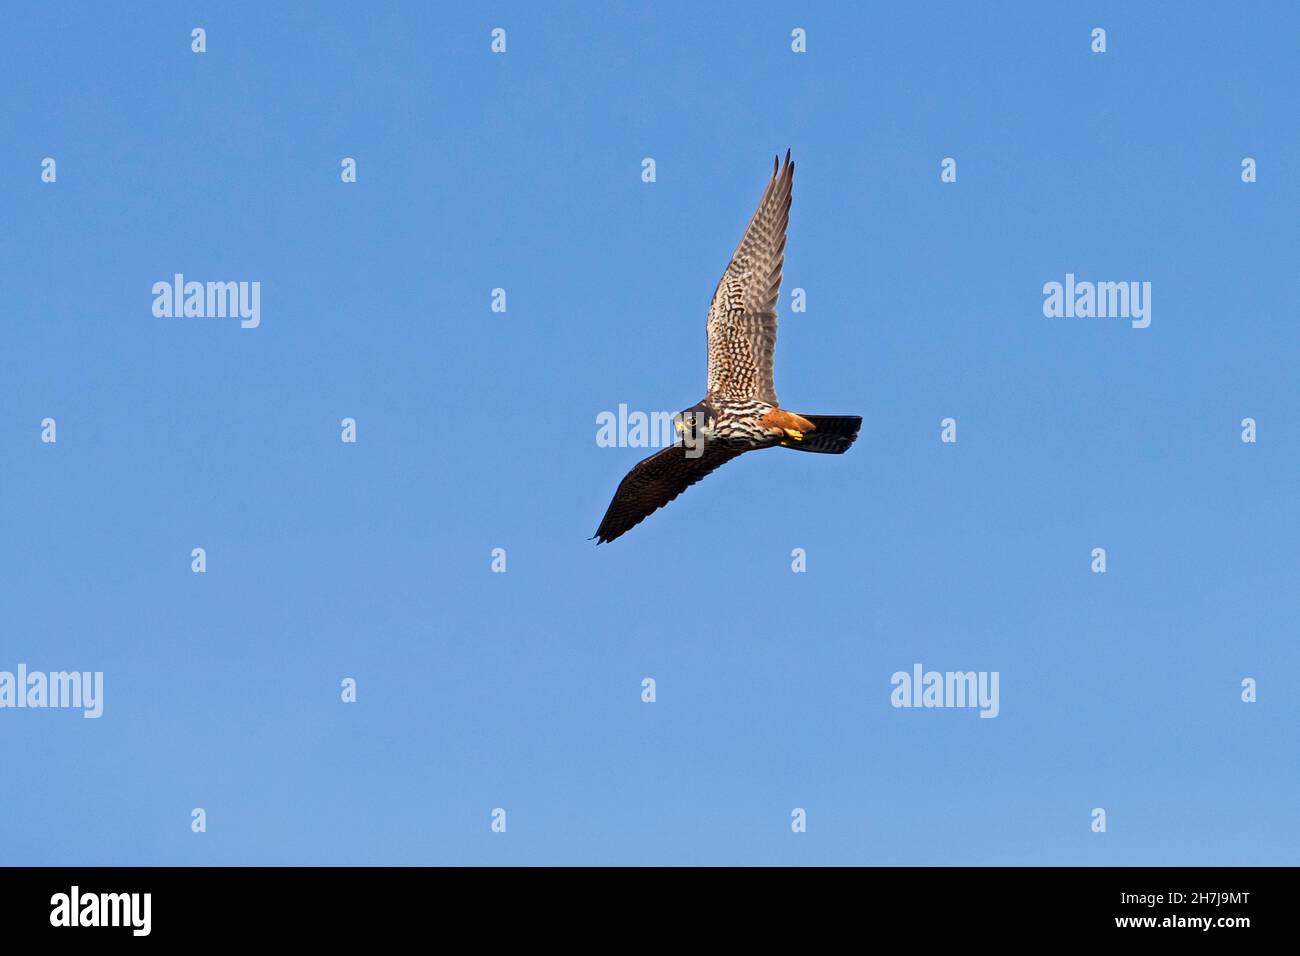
[674,402,716,451]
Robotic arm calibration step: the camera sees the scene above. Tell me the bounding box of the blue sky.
[1,1,1296,865]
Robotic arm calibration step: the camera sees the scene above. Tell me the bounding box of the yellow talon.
[783,428,804,441]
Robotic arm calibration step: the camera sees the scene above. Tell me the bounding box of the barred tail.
[781,414,861,454]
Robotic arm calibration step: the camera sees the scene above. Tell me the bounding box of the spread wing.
[593,442,748,544]
[705,151,793,406]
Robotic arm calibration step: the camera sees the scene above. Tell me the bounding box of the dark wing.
[705,151,793,406]
[594,442,748,544]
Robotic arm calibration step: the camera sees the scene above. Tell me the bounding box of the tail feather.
[781,414,861,454]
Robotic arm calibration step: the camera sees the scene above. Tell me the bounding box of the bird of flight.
[594,151,861,544]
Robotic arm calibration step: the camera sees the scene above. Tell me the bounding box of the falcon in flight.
[594,151,861,544]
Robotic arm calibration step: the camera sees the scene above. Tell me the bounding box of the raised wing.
[705,151,793,406]
[593,442,748,544]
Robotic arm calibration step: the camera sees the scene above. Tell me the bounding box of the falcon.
[594,151,861,544]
